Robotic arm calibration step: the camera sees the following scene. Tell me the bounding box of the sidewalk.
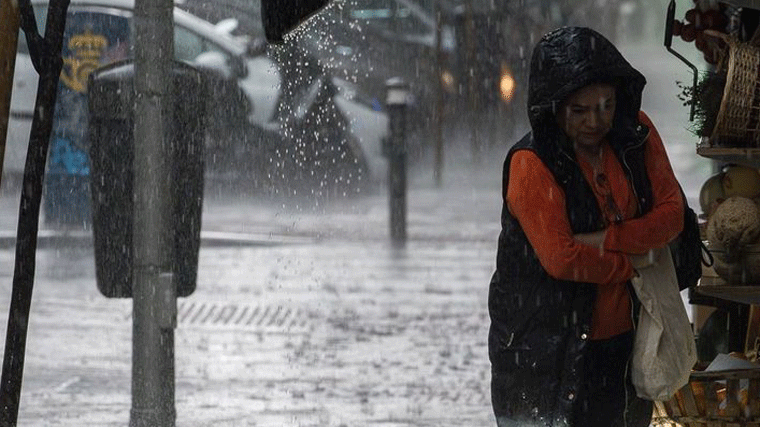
[0,151,504,426]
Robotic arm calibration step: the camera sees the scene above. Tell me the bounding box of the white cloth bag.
[630,245,697,401]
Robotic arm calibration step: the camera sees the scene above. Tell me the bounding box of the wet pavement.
[0,150,502,426]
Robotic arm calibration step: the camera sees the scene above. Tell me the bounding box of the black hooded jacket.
[488,27,653,425]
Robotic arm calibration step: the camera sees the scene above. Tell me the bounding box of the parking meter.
[87,60,205,298]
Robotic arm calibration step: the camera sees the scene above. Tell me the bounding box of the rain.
[0,0,738,426]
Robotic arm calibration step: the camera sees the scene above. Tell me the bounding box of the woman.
[488,27,684,426]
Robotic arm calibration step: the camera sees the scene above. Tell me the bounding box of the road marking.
[123,301,312,333]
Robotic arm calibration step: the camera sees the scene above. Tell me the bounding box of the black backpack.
[669,188,713,291]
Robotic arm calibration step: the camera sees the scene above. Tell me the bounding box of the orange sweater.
[506,112,684,340]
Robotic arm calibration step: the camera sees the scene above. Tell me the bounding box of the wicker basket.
[652,369,760,427]
[709,33,760,147]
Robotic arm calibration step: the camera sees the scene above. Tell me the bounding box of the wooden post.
[0,0,21,186]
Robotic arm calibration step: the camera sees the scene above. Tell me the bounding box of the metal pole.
[386,78,408,246]
[0,0,20,186]
[433,1,444,187]
[130,0,176,425]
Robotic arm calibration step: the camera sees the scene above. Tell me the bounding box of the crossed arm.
[574,230,660,274]
[506,115,683,284]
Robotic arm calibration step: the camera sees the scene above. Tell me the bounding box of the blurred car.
[176,0,395,177]
[8,0,387,210]
[176,0,452,156]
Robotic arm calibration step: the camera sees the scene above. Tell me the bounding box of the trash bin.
[88,59,206,298]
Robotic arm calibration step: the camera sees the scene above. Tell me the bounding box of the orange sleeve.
[507,150,635,285]
[603,112,684,254]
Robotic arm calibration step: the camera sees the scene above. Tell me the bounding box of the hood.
[527,27,646,145]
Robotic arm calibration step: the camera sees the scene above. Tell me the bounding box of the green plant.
[677,70,727,138]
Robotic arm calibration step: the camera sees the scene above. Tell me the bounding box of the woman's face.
[557,83,616,151]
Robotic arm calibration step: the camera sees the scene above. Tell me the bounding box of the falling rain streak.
[0,0,715,425]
